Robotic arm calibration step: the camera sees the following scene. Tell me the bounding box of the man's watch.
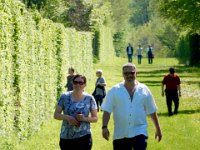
[102,125,107,129]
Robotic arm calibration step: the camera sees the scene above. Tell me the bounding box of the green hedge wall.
[0,0,15,141]
[99,26,115,62]
[66,28,93,80]
[92,26,116,63]
[0,0,93,146]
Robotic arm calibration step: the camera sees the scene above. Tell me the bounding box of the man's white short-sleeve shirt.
[101,81,157,140]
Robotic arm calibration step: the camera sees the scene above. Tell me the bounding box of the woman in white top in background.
[93,69,106,112]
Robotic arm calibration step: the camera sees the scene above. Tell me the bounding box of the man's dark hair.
[169,68,175,74]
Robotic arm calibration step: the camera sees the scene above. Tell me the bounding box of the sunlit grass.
[3,57,200,150]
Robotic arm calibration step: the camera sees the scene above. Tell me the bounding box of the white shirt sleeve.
[101,88,115,113]
[144,86,157,114]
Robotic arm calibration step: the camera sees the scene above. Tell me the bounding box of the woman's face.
[96,72,102,77]
[68,69,74,75]
[73,77,86,92]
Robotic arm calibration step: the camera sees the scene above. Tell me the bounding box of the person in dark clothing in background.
[162,67,181,116]
[65,67,75,91]
[147,45,154,64]
[126,43,134,63]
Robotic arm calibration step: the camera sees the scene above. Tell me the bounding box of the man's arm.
[161,83,165,96]
[102,111,111,141]
[177,84,181,97]
[150,112,162,142]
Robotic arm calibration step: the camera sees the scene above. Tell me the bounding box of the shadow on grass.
[138,66,200,87]
[138,65,200,75]
[158,109,200,117]
[138,69,168,75]
[139,80,161,86]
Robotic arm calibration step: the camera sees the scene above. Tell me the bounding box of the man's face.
[123,66,136,83]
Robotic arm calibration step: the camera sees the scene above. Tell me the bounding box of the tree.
[158,0,200,33]
[129,0,150,26]
[158,0,200,66]
[20,0,46,10]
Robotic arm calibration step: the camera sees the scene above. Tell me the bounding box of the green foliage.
[66,28,94,79]
[98,26,115,62]
[0,0,15,139]
[20,0,45,10]
[92,26,115,63]
[65,1,92,31]
[113,0,180,58]
[9,58,200,150]
[109,0,132,31]
[0,0,94,146]
[158,0,200,34]
[90,1,112,30]
[113,31,126,57]
[92,31,100,60]
[128,16,181,58]
[157,0,200,66]
[176,32,200,66]
[176,33,191,65]
[129,0,150,26]
[156,23,179,57]
[21,0,113,32]
[189,34,200,66]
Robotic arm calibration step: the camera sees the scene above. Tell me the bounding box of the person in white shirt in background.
[101,63,162,150]
[137,44,143,64]
[93,69,106,112]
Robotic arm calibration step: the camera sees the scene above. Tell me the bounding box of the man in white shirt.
[101,63,162,150]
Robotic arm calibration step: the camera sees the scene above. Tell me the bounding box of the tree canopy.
[158,0,200,34]
[19,0,200,65]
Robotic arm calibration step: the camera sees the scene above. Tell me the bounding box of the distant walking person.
[101,63,162,150]
[162,68,181,116]
[137,44,143,64]
[147,45,154,64]
[126,43,134,63]
[65,67,75,91]
[92,69,106,112]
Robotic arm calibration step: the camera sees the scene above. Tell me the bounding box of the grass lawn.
[5,57,200,150]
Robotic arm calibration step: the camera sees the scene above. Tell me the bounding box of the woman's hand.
[67,115,80,126]
[76,113,86,122]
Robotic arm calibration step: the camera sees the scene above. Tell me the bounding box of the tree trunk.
[190,34,200,66]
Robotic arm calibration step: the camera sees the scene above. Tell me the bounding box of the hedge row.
[99,26,115,62]
[0,0,93,145]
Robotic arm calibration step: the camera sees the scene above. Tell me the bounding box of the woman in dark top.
[65,67,75,91]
